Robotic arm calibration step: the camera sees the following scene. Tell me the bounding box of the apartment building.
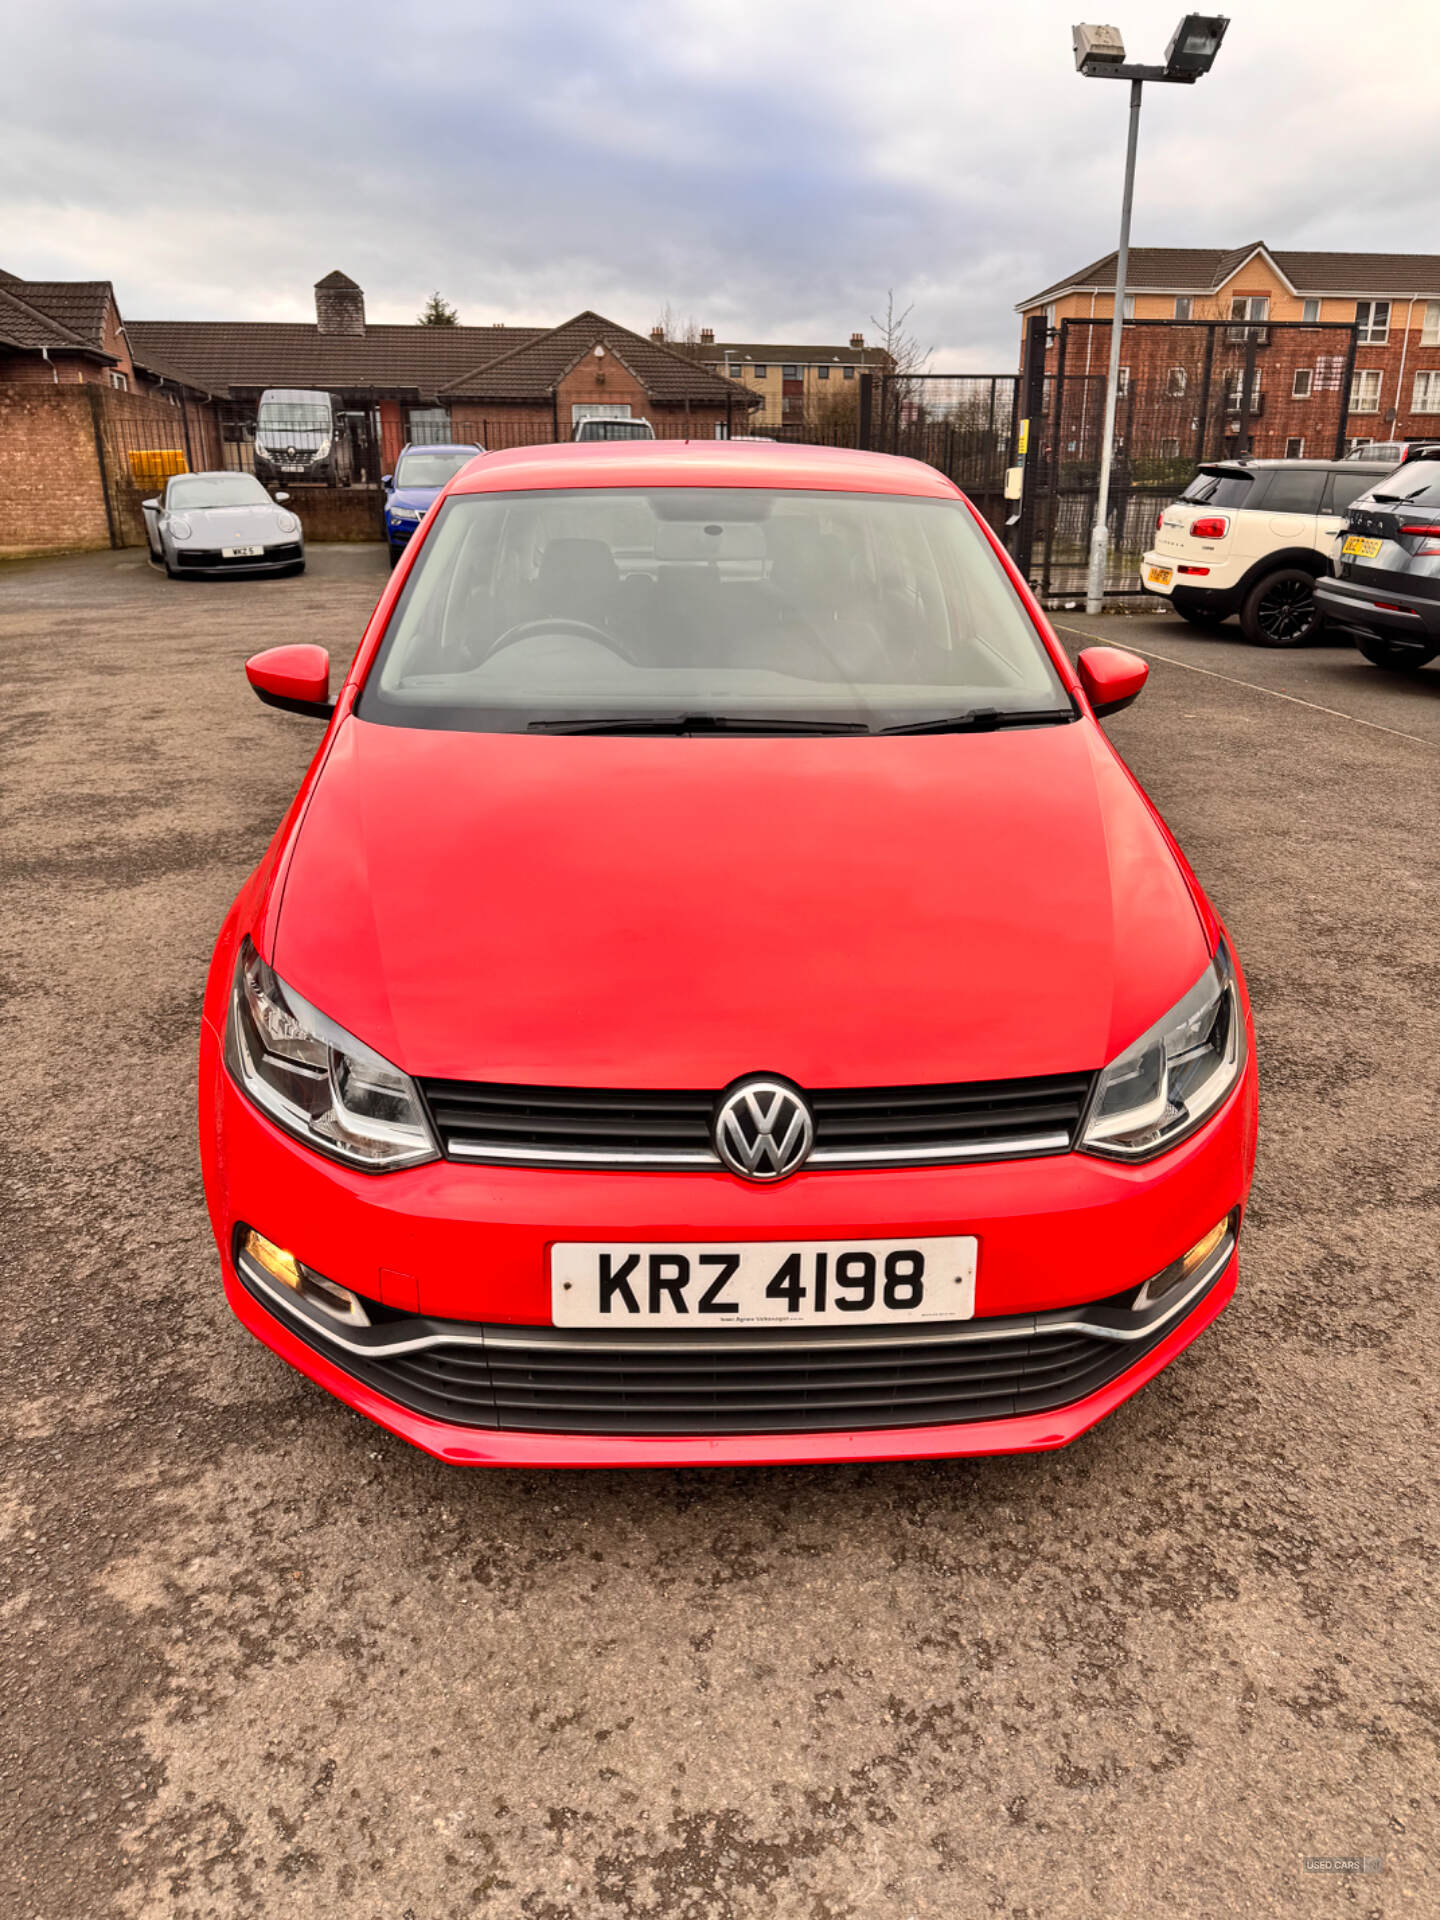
[1017,245,1440,454]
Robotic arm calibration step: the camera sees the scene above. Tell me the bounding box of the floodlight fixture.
[1165,13,1228,77]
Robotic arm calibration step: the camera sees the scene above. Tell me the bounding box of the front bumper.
[386,520,421,548]
[1316,575,1440,641]
[172,543,304,576]
[200,1014,1257,1466]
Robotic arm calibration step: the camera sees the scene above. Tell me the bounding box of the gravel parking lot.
[4,545,1438,1918]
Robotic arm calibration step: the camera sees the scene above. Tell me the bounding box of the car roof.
[398,442,483,455]
[1199,457,1392,475]
[447,439,960,498]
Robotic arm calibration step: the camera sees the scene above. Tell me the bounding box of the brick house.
[442,311,759,445]
[1017,245,1440,456]
[126,274,755,463]
[0,271,140,388]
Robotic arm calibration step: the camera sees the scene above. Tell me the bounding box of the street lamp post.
[1074,16,1229,615]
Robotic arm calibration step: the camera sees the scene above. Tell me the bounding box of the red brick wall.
[0,384,113,555]
[0,384,227,556]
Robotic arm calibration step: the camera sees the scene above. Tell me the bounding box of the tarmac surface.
[3,545,1438,1917]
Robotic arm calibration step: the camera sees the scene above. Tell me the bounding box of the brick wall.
[0,385,113,556]
[0,384,228,557]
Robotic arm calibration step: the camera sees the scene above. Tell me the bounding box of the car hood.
[177,504,294,543]
[272,717,1209,1088]
[386,487,440,514]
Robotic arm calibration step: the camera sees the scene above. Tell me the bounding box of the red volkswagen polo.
[199,441,1257,1467]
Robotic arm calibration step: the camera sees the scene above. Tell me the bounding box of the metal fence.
[1026,317,1361,601]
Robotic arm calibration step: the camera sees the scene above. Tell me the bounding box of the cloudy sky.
[2,1,1433,367]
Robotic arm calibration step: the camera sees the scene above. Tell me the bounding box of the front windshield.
[167,475,273,510]
[395,452,476,490]
[577,421,655,441]
[358,487,1070,733]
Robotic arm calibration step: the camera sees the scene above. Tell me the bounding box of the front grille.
[417,1071,1095,1171]
[238,1259,1219,1436]
[176,542,301,569]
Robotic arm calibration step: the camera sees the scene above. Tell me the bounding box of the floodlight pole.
[1085,77,1142,616]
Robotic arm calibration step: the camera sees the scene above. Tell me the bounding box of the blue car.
[381,443,483,564]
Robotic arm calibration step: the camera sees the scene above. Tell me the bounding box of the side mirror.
[142,496,161,511]
[273,490,290,503]
[245,644,334,720]
[1077,646,1148,718]
[381,473,393,490]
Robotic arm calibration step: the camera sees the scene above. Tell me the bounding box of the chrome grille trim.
[419,1071,1095,1173]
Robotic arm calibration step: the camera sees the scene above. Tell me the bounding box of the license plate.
[551,1237,978,1328]
[222,545,264,558]
[1147,564,1173,586]
[1343,535,1383,559]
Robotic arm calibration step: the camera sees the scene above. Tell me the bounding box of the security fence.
[1024,316,1362,601]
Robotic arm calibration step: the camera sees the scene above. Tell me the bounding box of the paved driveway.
[3,549,1437,1917]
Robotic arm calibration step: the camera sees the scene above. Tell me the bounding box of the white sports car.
[142,472,305,579]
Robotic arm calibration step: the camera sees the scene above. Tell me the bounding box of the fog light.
[241,1229,371,1327]
[1133,1213,1235,1311]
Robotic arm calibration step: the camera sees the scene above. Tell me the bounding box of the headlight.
[274,512,299,535]
[391,507,423,523]
[168,517,192,540]
[224,938,438,1170]
[1081,942,1245,1161]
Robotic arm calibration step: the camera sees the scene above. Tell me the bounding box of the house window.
[1413,370,1440,414]
[843,366,855,380]
[1223,371,1263,407]
[107,369,128,390]
[1350,369,1383,413]
[571,402,631,423]
[1292,368,1313,399]
[1173,297,1192,321]
[1355,300,1390,344]
[1165,366,1188,396]
[1161,437,1180,458]
[1347,437,1373,454]
[782,364,799,379]
[753,365,768,377]
[1302,299,1321,324]
[407,407,451,441]
[1116,366,1130,397]
[818,365,830,380]
[1423,302,1440,347]
[1285,436,1306,458]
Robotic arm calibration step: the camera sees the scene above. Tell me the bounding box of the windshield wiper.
[879,707,1076,735]
[526,713,870,735]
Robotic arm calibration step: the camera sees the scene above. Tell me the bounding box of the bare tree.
[652,304,705,356]
[869,292,930,375]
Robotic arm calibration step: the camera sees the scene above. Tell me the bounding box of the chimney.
[651,325,665,342]
[314,270,365,336]
[850,332,864,351]
[699,327,714,346]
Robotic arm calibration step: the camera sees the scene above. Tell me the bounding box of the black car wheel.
[1240,567,1323,647]
[1171,590,1222,628]
[1356,634,1440,672]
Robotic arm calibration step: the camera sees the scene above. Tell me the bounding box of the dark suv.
[1316,451,1440,671]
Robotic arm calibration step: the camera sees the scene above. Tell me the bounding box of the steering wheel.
[484,617,639,665]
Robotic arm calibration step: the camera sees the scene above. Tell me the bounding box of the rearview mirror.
[1077,646,1148,718]
[245,644,334,719]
